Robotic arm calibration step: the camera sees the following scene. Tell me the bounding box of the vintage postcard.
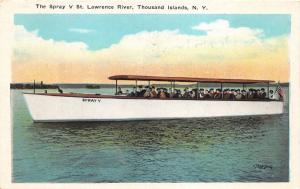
[0,0,300,189]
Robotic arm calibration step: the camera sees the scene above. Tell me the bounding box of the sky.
[13,14,290,83]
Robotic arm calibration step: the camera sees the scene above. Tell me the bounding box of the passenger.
[168,88,173,98]
[172,89,179,98]
[269,90,277,100]
[190,90,196,98]
[58,86,63,94]
[156,87,161,97]
[214,89,222,99]
[241,90,247,99]
[247,89,254,99]
[150,86,157,98]
[260,88,266,99]
[116,87,123,95]
[254,89,260,99]
[158,88,167,98]
[208,88,214,99]
[164,88,170,98]
[235,89,242,100]
[199,88,205,99]
[136,85,142,97]
[170,89,177,98]
[223,89,231,100]
[129,86,138,97]
[138,86,146,97]
[183,88,190,98]
[176,89,183,98]
[204,89,210,99]
[230,89,235,100]
[143,87,151,98]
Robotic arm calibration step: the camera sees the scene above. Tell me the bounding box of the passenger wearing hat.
[199,88,205,99]
[116,87,123,95]
[143,87,151,98]
[150,86,157,98]
[223,89,231,99]
[208,88,214,99]
[229,89,236,100]
[254,89,260,99]
[241,90,247,99]
[235,89,242,100]
[204,89,210,99]
[183,88,190,98]
[260,88,266,99]
[247,89,254,99]
[129,86,138,97]
[214,89,222,99]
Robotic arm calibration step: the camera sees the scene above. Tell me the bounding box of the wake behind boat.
[23,75,284,122]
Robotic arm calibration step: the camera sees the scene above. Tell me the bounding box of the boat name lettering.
[82,98,101,102]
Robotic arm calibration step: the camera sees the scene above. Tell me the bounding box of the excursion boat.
[23,75,284,122]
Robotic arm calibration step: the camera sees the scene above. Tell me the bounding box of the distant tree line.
[10,82,58,89]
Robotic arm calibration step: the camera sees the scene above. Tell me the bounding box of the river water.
[12,88,289,182]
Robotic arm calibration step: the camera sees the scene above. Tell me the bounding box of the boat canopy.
[108,75,274,84]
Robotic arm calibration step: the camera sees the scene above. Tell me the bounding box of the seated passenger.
[204,89,210,99]
[158,88,167,98]
[230,89,236,100]
[199,88,205,99]
[235,89,242,100]
[241,90,247,99]
[164,88,170,98]
[116,87,123,95]
[138,86,146,97]
[190,89,196,98]
[269,90,274,99]
[143,87,151,98]
[183,88,190,98]
[269,89,279,100]
[172,89,179,98]
[214,89,222,99]
[129,86,137,97]
[260,88,266,99]
[208,88,214,99]
[150,86,157,98]
[247,89,254,99]
[254,89,260,99]
[175,89,183,98]
[223,89,231,100]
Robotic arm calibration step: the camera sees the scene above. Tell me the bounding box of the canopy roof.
[108,75,274,84]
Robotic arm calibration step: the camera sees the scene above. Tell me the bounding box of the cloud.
[192,19,263,38]
[69,28,95,33]
[12,20,289,83]
[192,19,230,31]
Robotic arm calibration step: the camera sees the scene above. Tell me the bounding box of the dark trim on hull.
[24,93,281,102]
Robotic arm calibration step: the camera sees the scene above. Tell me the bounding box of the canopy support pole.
[267,82,270,98]
[33,80,36,94]
[173,81,175,92]
[135,80,137,89]
[197,82,199,99]
[148,80,150,87]
[221,82,223,99]
[242,83,245,90]
[115,80,118,95]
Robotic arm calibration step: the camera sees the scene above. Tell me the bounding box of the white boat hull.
[23,93,284,122]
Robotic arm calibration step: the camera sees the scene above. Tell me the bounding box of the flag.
[275,84,284,99]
